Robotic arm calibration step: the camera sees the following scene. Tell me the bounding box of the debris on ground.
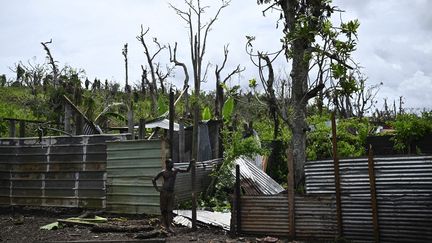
[91,223,153,233]
[40,222,62,230]
[174,210,231,230]
[256,236,279,242]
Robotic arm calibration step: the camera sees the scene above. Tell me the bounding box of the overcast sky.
[1,0,431,110]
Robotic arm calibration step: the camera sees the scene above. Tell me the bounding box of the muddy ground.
[0,207,289,243]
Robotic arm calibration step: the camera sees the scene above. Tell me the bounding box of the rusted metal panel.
[305,155,432,242]
[295,195,337,240]
[236,194,336,240]
[238,195,290,236]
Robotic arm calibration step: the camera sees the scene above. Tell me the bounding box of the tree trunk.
[290,101,308,188]
[215,79,223,119]
[288,39,310,189]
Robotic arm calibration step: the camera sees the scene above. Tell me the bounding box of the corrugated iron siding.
[234,157,284,195]
[237,195,290,235]
[174,159,221,201]
[234,195,336,240]
[106,140,166,215]
[295,195,337,240]
[0,135,126,208]
[305,156,432,242]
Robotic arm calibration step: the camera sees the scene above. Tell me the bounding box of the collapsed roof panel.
[234,156,285,195]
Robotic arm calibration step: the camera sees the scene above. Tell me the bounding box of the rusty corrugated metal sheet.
[305,156,432,242]
[234,157,284,195]
[295,195,337,240]
[237,195,290,236]
[235,194,336,239]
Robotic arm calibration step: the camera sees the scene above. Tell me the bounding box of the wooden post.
[169,89,174,159]
[331,112,343,237]
[64,103,72,134]
[138,119,146,139]
[19,120,25,138]
[127,101,134,140]
[287,147,295,238]
[9,119,16,137]
[191,159,197,230]
[179,120,185,162]
[368,145,380,243]
[235,164,241,235]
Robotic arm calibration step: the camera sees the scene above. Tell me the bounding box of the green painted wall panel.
[107,185,157,195]
[106,140,165,215]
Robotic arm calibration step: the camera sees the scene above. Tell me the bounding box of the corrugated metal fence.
[105,139,221,215]
[305,156,432,242]
[174,159,222,201]
[0,135,126,208]
[234,194,337,240]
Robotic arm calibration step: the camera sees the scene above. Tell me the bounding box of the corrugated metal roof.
[173,210,230,230]
[234,157,284,195]
[137,118,179,131]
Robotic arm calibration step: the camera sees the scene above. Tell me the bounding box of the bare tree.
[329,74,381,118]
[137,26,171,116]
[10,60,46,95]
[122,43,131,93]
[41,39,59,88]
[169,42,190,115]
[214,45,244,120]
[170,0,230,160]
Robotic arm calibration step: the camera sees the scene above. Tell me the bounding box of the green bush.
[307,114,371,160]
[391,113,432,153]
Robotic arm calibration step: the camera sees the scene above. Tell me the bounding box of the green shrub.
[307,114,371,160]
[391,113,432,153]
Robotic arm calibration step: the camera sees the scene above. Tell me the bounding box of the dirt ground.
[0,207,288,243]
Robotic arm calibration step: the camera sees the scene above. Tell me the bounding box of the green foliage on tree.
[202,106,212,121]
[222,97,234,121]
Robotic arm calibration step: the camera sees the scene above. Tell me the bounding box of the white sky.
[1,0,431,110]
